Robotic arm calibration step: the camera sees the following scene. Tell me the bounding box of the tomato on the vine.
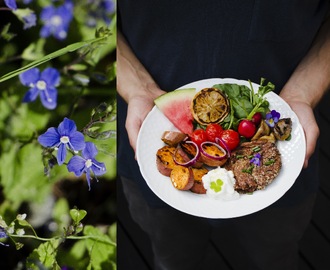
[238,119,256,139]
[219,129,240,150]
[190,129,207,146]
[205,123,223,142]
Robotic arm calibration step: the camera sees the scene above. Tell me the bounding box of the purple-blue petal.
[86,170,92,190]
[58,118,77,136]
[4,0,17,10]
[22,87,39,103]
[82,142,98,159]
[40,25,52,38]
[40,68,60,87]
[57,4,73,23]
[40,6,56,21]
[67,155,86,176]
[19,68,40,86]
[23,12,37,29]
[38,127,60,147]
[57,143,67,165]
[39,88,57,110]
[69,131,86,151]
[91,160,106,176]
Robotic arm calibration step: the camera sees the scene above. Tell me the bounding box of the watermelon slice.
[154,88,197,135]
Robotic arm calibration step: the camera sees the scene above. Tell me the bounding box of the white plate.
[136,78,306,218]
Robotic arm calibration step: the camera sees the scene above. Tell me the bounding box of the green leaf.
[70,209,87,225]
[0,141,57,210]
[0,23,16,41]
[17,219,30,227]
[27,239,60,268]
[84,225,116,270]
[53,198,70,233]
[21,39,46,61]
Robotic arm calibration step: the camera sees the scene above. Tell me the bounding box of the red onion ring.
[200,141,227,160]
[215,137,231,158]
[173,140,200,167]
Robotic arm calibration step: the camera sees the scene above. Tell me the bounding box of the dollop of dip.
[202,167,239,200]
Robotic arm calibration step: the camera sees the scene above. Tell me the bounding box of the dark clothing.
[118,0,328,208]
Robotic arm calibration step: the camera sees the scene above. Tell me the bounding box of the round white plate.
[136,78,306,218]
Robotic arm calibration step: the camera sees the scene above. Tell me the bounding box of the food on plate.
[202,167,239,200]
[225,140,282,193]
[154,88,197,135]
[273,118,292,141]
[238,119,256,139]
[191,88,230,125]
[190,167,208,194]
[170,165,194,190]
[156,145,177,177]
[217,129,240,151]
[199,142,228,167]
[161,131,187,146]
[205,123,224,142]
[190,129,208,146]
[154,79,292,199]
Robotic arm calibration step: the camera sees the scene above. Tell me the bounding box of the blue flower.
[86,0,115,27]
[22,12,37,29]
[4,0,17,10]
[250,153,261,167]
[40,1,73,40]
[265,110,280,128]
[19,67,60,110]
[67,142,106,190]
[0,227,9,246]
[38,118,86,165]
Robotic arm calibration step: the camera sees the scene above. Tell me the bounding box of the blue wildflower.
[4,0,17,10]
[67,142,106,190]
[22,11,37,29]
[19,67,60,110]
[40,1,73,40]
[86,0,115,27]
[265,110,280,128]
[38,118,86,165]
[0,227,9,246]
[250,153,261,167]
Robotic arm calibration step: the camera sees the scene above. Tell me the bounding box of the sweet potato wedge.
[190,167,208,194]
[156,146,177,176]
[170,165,194,190]
[161,131,187,146]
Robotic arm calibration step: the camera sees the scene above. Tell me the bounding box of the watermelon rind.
[154,88,197,135]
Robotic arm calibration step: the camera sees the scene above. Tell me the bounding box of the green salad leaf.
[213,78,275,129]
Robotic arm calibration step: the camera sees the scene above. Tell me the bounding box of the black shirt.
[118,0,329,208]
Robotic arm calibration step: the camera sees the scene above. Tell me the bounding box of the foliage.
[0,0,117,268]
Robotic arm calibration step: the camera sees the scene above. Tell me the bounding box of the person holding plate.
[117,1,330,269]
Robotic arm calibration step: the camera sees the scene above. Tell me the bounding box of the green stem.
[9,234,116,246]
[0,36,108,83]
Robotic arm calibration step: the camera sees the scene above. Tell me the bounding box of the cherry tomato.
[205,123,224,142]
[252,112,263,126]
[219,129,240,150]
[238,119,256,139]
[190,129,207,146]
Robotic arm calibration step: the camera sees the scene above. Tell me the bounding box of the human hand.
[125,90,166,155]
[280,98,319,168]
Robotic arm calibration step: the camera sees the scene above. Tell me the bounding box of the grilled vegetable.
[170,165,194,190]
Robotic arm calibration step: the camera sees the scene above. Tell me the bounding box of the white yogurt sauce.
[202,167,239,200]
